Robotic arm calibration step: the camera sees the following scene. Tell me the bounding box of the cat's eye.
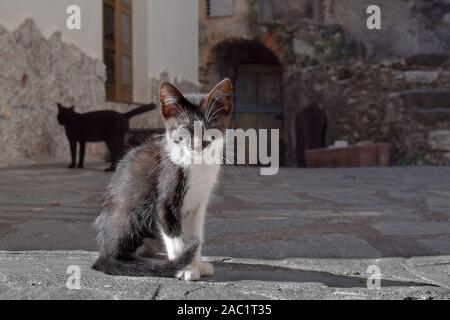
[174,136,183,144]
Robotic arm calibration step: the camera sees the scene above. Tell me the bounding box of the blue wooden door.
[234,63,284,165]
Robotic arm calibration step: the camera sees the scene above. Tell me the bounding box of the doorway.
[206,39,285,166]
[235,63,284,165]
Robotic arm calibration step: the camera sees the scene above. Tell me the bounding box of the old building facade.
[0,0,199,166]
[1,0,450,167]
[199,0,450,166]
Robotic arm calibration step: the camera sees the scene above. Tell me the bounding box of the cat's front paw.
[77,164,84,169]
[197,261,215,277]
[68,164,76,169]
[176,265,201,282]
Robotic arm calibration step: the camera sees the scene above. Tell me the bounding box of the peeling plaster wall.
[0,19,105,166]
[0,1,201,166]
[0,0,102,59]
[0,0,200,104]
[322,0,450,58]
[0,19,161,167]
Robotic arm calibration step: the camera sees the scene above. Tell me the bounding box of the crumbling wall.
[0,19,161,167]
[322,0,450,58]
[285,58,450,166]
[200,0,450,79]
[199,0,450,167]
[199,0,362,89]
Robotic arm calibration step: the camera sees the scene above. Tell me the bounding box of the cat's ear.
[57,103,62,110]
[160,82,184,120]
[202,79,234,118]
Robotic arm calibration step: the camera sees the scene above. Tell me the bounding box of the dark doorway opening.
[209,39,285,166]
[297,103,327,167]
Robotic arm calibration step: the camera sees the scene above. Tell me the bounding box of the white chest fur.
[162,163,220,261]
[182,163,220,215]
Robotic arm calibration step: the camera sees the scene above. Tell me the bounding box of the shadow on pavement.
[209,262,434,289]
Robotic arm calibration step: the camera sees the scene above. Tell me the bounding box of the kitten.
[92,79,234,281]
[57,103,155,172]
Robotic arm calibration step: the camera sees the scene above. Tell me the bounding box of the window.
[257,0,274,23]
[103,0,133,102]
[206,0,234,18]
[257,0,316,23]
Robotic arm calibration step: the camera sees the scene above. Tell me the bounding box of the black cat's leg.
[78,141,86,169]
[106,134,125,172]
[117,134,126,162]
[69,139,77,169]
[105,140,117,172]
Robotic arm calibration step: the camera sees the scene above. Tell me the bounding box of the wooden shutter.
[103,0,133,102]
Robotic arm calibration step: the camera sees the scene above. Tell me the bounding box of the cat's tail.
[91,239,199,277]
[124,104,156,119]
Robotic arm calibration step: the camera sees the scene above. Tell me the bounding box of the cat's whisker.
[204,96,216,122]
[205,93,225,124]
[207,107,226,126]
[148,155,173,174]
[175,102,190,122]
[147,134,167,139]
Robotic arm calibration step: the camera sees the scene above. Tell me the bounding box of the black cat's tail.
[92,240,199,277]
[124,104,156,119]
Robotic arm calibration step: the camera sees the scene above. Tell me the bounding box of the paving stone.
[429,130,450,151]
[0,163,450,299]
[374,221,450,236]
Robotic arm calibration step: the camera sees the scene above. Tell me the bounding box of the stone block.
[293,38,315,57]
[404,71,439,84]
[428,130,450,151]
[401,90,450,108]
[0,98,12,120]
[405,54,450,68]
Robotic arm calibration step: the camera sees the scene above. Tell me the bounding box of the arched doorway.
[206,39,285,166]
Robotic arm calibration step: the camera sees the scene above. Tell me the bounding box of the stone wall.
[0,19,161,167]
[199,0,450,167]
[200,0,450,89]
[322,0,450,59]
[284,58,450,166]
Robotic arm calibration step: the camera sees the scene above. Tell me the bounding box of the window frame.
[205,0,235,18]
[103,0,134,103]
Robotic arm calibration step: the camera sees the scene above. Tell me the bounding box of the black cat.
[57,103,156,172]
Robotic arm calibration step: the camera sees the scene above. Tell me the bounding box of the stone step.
[405,54,450,69]
[428,130,450,152]
[416,108,450,123]
[400,90,450,109]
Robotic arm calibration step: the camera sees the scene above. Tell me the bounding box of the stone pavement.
[0,162,449,300]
